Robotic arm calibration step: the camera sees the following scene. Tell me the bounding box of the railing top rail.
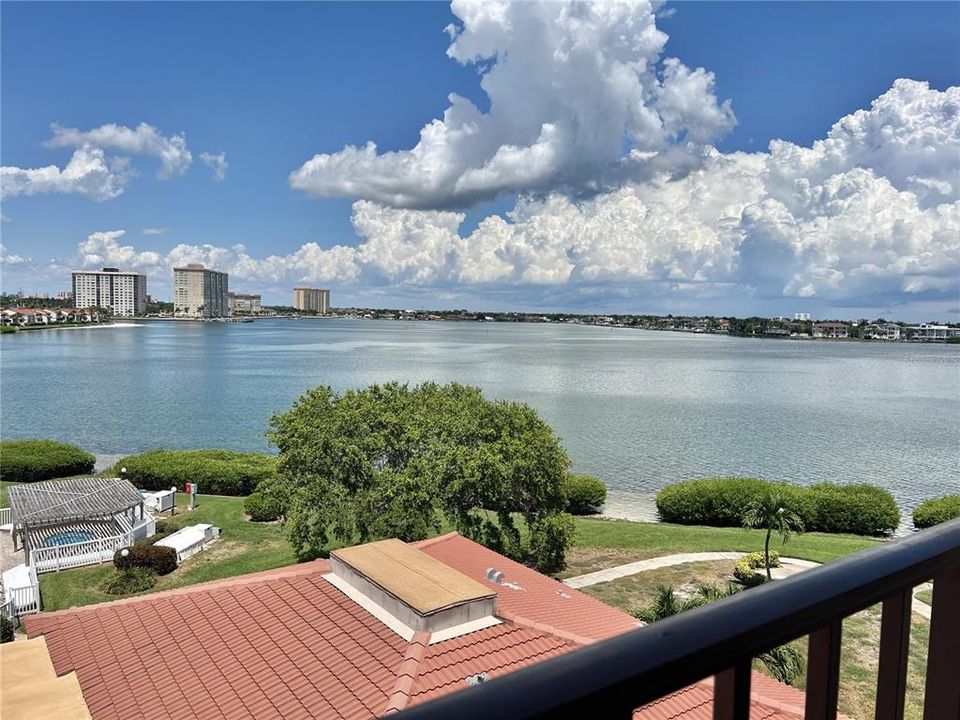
[396,519,960,720]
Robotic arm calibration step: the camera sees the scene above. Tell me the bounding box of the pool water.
[42,530,96,547]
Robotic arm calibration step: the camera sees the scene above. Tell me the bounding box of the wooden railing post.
[714,659,751,720]
[875,589,912,720]
[805,618,842,720]
[923,564,960,720]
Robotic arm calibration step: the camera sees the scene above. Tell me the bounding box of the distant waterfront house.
[904,323,960,342]
[0,307,100,327]
[812,322,850,338]
[864,322,901,340]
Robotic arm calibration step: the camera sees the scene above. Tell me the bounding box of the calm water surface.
[2,319,958,522]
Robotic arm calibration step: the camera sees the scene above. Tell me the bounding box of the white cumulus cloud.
[0,145,133,202]
[76,230,163,269]
[2,122,194,201]
[45,122,192,178]
[340,79,960,307]
[290,0,735,208]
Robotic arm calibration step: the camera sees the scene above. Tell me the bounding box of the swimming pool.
[42,530,96,547]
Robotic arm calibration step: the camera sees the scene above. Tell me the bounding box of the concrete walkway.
[0,531,25,574]
[563,551,933,619]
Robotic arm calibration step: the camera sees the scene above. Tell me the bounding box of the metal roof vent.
[484,566,523,591]
[465,672,489,687]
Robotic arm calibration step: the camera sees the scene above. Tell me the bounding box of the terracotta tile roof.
[635,674,852,720]
[26,533,823,720]
[414,533,638,643]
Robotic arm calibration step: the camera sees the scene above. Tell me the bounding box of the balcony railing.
[396,518,960,720]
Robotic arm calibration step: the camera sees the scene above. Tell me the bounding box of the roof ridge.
[382,630,431,714]
[496,609,595,646]
[409,531,462,549]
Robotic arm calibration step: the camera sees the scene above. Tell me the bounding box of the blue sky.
[2,1,958,319]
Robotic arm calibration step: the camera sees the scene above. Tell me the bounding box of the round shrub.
[913,495,960,529]
[0,439,95,483]
[114,544,178,575]
[656,477,770,526]
[115,449,276,496]
[101,567,156,595]
[563,474,607,515]
[733,557,766,587]
[656,477,898,535]
[742,550,780,569]
[244,491,283,522]
[804,483,899,536]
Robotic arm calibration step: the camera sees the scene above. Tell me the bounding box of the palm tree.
[743,490,804,580]
[758,643,806,685]
[634,585,703,622]
[635,582,806,686]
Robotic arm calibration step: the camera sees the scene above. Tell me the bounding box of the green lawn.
[1,480,19,506]
[572,517,880,563]
[39,493,295,612]
[34,501,882,612]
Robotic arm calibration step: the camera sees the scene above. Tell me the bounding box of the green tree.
[265,382,575,572]
[743,491,805,580]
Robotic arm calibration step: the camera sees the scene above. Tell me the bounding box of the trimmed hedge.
[656,477,899,536]
[0,439,95,483]
[913,495,960,529]
[563,474,607,515]
[114,543,177,575]
[115,449,276,496]
[244,491,283,522]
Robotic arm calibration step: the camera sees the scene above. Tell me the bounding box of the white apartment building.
[227,292,262,315]
[71,268,147,317]
[293,287,330,314]
[173,264,229,318]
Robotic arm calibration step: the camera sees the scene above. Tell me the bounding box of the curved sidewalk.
[562,551,932,619]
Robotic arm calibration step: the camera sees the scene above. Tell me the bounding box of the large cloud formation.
[290,0,734,208]
[13,79,953,312]
[27,76,952,313]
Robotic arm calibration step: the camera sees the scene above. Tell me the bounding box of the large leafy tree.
[743,490,805,579]
[265,382,575,572]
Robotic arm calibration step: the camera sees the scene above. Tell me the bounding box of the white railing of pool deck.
[3,565,41,615]
[5,583,40,615]
[30,534,128,573]
[0,507,10,527]
[29,514,158,573]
